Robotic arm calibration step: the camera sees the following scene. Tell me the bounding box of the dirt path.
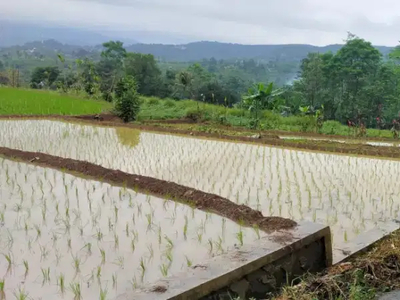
[0,146,296,233]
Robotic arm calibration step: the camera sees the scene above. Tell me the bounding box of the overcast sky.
[1,0,400,45]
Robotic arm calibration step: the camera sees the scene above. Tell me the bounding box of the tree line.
[3,33,400,129]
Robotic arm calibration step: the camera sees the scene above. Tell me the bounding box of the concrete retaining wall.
[117,221,332,300]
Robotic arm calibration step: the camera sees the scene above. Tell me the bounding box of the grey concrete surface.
[116,221,331,300]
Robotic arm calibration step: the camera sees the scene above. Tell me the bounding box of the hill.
[1,39,393,63]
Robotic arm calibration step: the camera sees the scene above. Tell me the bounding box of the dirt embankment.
[0,146,296,233]
[1,114,400,159]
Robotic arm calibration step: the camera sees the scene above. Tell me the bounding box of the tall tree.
[124,53,161,96]
[98,41,127,101]
[333,34,382,123]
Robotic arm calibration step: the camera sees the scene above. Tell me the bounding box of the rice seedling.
[99,287,108,300]
[125,222,129,237]
[112,273,117,289]
[0,280,4,295]
[185,255,193,267]
[72,255,81,273]
[114,232,119,249]
[183,216,188,240]
[208,238,213,253]
[114,205,119,221]
[34,224,41,239]
[160,263,169,277]
[130,276,138,289]
[67,238,72,251]
[85,242,92,255]
[114,256,124,268]
[23,260,29,276]
[165,235,174,249]
[253,225,260,240]
[100,248,106,264]
[139,257,146,277]
[3,253,12,272]
[131,239,136,253]
[96,266,102,279]
[13,287,29,300]
[96,228,104,241]
[41,267,51,284]
[236,229,244,246]
[146,213,153,228]
[70,282,82,300]
[55,249,62,265]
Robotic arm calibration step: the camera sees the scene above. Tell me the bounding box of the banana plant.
[243,82,284,127]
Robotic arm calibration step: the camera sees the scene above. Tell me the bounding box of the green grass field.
[0,87,112,115]
[0,88,394,139]
[139,96,394,139]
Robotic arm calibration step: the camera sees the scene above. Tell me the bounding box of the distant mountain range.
[126,42,393,62]
[0,21,394,62]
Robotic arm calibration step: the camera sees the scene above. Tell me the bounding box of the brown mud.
[0,146,296,233]
[1,114,400,160]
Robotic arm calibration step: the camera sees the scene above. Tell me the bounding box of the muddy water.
[1,120,400,247]
[0,158,260,300]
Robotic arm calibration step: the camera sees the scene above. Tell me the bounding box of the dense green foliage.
[291,34,400,128]
[0,87,111,115]
[30,66,60,88]
[114,76,140,122]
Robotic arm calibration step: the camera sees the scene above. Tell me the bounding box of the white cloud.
[1,0,400,45]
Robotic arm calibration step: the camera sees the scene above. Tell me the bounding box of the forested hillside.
[2,34,400,131]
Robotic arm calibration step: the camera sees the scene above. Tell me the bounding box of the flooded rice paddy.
[0,158,260,299]
[0,120,400,247]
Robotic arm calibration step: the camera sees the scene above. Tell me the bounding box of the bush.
[321,120,344,135]
[114,76,140,123]
[163,99,176,107]
[147,97,160,105]
[185,108,203,122]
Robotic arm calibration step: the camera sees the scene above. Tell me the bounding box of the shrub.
[321,120,344,135]
[147,97,160,105]
[185,108,203,122]
[163,99,176,107]
[114,76,140,123]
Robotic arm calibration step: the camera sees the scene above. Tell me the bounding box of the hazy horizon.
[1,0,400,47]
